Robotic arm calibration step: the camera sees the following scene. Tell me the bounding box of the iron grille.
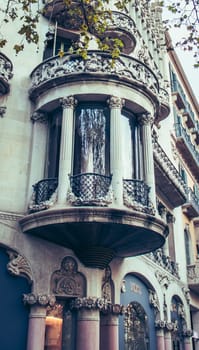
[123,179,150,207]
[33,178,58,204]
[70,173,112,202]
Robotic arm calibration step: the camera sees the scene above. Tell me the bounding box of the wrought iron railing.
[147,249,179,278]
[123,179,153,214]
[69,173,112,205]
[175,123,199,166]
[33,178,58,205]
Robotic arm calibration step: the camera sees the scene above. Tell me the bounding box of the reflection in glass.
[45,304,63,350]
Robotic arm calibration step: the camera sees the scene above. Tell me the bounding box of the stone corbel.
[0,106,6,118]
[7,250,33,284]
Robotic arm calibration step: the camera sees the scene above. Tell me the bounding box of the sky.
[170,28,199,100]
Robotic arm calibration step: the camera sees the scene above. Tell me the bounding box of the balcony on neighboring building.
[187,262,199,293]
[0,53,13,95]
[171,79,186,110]
[152,133,187,208]
[183,188,199,219]
[174,123,199,181]
[183,102,196,129]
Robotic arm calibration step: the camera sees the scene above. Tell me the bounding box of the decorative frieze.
[23,293,56,307]
[51,256,86,297]
[7,250,33,283]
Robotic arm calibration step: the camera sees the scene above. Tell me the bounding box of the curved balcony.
[183,188,199,219]
[187,262,199,293]
[0,53,13,95]
[152,133,187,208]
[174,122,199,181]
[43,0,137,54]
[20,173,167,269]
[29,51,159,105]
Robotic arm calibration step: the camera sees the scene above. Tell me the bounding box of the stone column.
[109,96,124,206]
[76,308,100,350]
[28,111,48,204]
[164,331,172,350]
[156,329,165,350]
[24,293,56,350]
[57,96,76,204]
[138,113,156,210]
[100,307,121,350]
[184,337,192,350]
[26,305,46,350]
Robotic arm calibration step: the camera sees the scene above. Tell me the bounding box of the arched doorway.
[120,274,156,350]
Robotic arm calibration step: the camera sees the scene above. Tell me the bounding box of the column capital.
[108,96,125,109]
[137,113,154,126]
[23,293,56,307]
[31,111,47,124]
[60,96,77,109]
[70,297,124,315]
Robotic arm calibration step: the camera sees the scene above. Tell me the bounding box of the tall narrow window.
[46,109,62,178]
[184,226,192,265]
[121,111,143,180]
[73,103,110,175]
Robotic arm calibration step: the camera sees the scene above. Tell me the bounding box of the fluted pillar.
[57,96,76,204]
[109,96,124,206]
[138,113,156,210]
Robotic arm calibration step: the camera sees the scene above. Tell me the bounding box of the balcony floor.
[20,207,167,268]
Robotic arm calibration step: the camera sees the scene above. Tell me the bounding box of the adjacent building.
[0,0,198,349]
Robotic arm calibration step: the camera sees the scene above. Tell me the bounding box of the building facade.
[0,0,198,349]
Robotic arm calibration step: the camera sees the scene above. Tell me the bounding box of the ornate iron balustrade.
[123,179,154,214]
[171,79,187,109]
[187,263,199,286]
[69,173,112,206]
[183,187,199,218]
[0,53,13,95]
[147,249,179,278]
[29,178,58,212]
[29,51,159,100]
[152,133,188,198]
[175,122,199,166]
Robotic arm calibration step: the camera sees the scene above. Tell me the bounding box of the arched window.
[124,302,150,350]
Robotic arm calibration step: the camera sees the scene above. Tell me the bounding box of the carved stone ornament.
[7,250,33,283]
[28,187,58,212]
[137,113,154,126]
[60,96,77,109]
[155,270,172,289]
[51,256,86,297]
[23,293,56,307]
[155,320,165,329]
[101,266,114,303]
[0,106,6,118]
[182,287,190,304]
[70,297,125,315]
[148,289,160,312]
[108,96,125,109]
[31,111,47,124]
